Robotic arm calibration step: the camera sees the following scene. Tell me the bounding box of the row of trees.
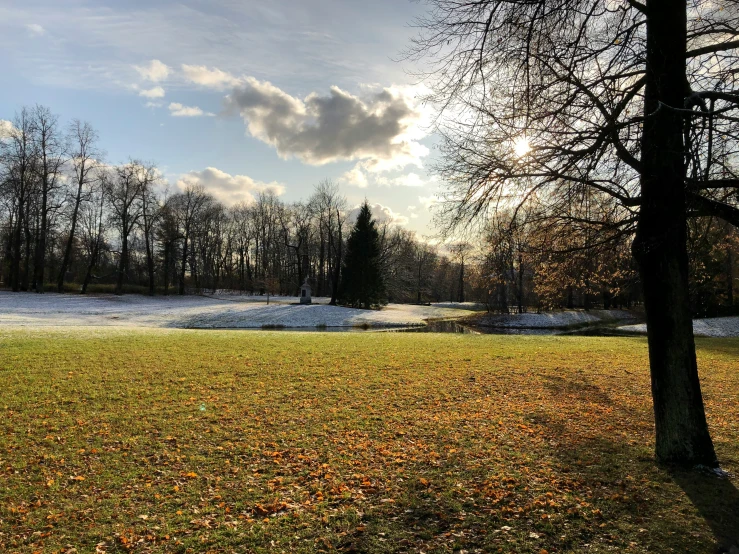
[0,107,478,303]
[479,200,738,318]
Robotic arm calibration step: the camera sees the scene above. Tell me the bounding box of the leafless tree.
[1,108,37,292]
[135,162,160,295]
[57,120,102,292]
[106,162,144,295]
[308,180,347,303]
[30,105,66,293]
[407,0,739,464]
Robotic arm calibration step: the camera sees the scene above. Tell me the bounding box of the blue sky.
[0,0,441,232]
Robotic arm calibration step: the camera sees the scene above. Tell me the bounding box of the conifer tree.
[338,202,385,308]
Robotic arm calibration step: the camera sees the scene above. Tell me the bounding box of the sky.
[0,0,442,234]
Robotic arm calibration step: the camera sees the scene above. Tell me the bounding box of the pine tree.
[338,202,385,308]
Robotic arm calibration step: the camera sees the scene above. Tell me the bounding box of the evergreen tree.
[338,202,385,308]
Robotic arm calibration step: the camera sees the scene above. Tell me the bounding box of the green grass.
[0,329,737,553]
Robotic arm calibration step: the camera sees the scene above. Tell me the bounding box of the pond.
[214,319,566,334]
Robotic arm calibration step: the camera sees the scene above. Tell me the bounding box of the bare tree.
[106,162,144,295]
[31,105,66,293]
[1,108,37,292]
[408,0,739,464]
[80,167,109,294]
[57,120,102,292]
[135,162,160,295]
[171,183,211,295]
[309,180,346,302]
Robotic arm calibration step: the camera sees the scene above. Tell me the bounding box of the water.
[391,319,480,334]
[210,320,568,335]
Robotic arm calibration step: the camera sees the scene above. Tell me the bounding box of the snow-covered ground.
[618,317,739,338]
[0,292,482,329]
[476,309,637,329]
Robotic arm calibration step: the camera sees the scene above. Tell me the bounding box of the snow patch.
[0,292,481,329]
[477,310,634,329]
[619,317,739,338]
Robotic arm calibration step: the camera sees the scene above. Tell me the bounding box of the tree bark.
[632,0,717,466]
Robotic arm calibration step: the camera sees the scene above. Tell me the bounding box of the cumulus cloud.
[341,167,435,189]
[26,23,46,36]
[168,102,214,117]
[139,86,165,98]
[225,78,430,170]
[375,172,430,188]
[418,194,441,210]
[0,119,17,139]
[175,167,285,205]
[341,165,369,188]
[134,59,170,82]
[182,64,241,90]
[347,202,409,227]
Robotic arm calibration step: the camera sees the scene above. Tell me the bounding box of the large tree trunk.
[727,250,734,308]
[633,0,717,466]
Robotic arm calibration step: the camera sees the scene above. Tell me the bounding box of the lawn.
[0,329,737,553]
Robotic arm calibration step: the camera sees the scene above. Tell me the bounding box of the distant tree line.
[0,105,474,303]
[477,196,738,317]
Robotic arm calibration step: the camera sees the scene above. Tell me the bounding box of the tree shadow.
[671,468,739,552]
[537,372,739,552]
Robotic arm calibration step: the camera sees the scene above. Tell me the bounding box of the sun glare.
[514,137,531,158]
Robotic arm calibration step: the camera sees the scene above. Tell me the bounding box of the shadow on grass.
[671,469,739,552]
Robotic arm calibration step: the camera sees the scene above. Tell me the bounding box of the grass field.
[1,329,737,553]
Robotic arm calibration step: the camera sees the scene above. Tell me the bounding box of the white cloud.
[341,167,435,189]
[175,167,285,205]
[182,64,241,90]
[26,24,45,37]
[139,86,165,99]
[226,78,431,169]
[0,120,17,139]
[375,172,430,188]
[168,102,214,117]
[134,59,170,82]
[418,194,441,210]
[347,202,409,226]
[145,101,163,109]
[340,165,369,188]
